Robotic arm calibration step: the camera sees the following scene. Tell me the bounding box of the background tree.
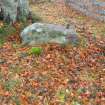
[0,0,29,23]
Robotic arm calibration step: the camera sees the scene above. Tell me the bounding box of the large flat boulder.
[21,23,79,45]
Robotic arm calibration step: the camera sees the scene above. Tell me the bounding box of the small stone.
[19,52,28,58]
[38,87,48,95]
[0,59,6,64]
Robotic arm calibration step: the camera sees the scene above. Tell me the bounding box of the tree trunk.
[65,0,105,22]
[0,0,29,22]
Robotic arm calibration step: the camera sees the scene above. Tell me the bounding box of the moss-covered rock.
[21,23,78,45]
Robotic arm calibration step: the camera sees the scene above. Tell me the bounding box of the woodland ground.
[0,1,105,105]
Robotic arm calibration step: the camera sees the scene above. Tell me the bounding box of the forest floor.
[0,1,105,105]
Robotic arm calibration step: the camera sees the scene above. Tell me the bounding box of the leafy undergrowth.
[0,21,26,46]
[0,22,17,46]
[0,38,105,105]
